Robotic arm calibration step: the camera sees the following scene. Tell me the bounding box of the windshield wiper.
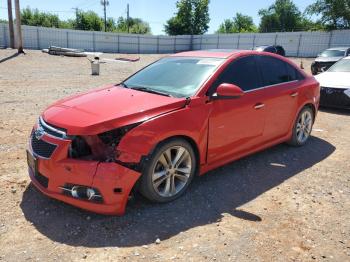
[129,86,173,97]
[119,82,128,88]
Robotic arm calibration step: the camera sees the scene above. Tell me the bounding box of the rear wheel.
[288,107,314,146]
[139,139,196,203]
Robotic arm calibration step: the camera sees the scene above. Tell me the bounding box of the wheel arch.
[301,102,317,122]
[147,135,201,176]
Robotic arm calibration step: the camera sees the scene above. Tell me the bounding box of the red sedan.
[27,50,320,215]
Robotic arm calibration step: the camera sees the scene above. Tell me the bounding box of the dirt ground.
[0,50,349,262]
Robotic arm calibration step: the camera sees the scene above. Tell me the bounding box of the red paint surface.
[28,50,320,215]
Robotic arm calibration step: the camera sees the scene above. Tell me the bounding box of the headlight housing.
[69,123,140,162]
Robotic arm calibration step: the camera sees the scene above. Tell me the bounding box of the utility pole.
[14,0,24,53]
[7,0,15,48]
[127,3,130,33]
[72,7,79,28]
[101,0,109,32]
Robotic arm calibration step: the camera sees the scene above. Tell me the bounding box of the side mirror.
[213,83,244,99]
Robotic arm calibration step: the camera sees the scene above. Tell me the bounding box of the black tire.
[275,45,285,56]
[288,106,314,146]
[139,138,196,203]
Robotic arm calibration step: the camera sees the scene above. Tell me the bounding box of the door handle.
[290,92,298,97]
[254,103,265,109]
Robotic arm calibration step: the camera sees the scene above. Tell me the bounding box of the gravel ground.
[0,50,349,262]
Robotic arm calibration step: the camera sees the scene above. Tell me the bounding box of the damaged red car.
[27,50,320,215]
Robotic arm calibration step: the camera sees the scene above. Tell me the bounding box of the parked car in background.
[27,50,319,215]
[315,56,350,109]
[311,47,350,75]
[253,45,286,56]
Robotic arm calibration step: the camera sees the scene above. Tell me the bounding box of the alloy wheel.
[152,146,192,198]
[296,110,313,144]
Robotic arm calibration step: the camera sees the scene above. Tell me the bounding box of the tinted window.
[264,46,277,53]
[257,56,290,86]
[286,63,303,81]
[212,56,260,92]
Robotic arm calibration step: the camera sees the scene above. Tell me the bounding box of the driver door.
[207,56,266,164]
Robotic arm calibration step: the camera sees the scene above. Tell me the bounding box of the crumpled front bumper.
[27,132,141,216]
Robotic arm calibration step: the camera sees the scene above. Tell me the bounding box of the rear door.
[207,56,266,163]
[256,55,302,142]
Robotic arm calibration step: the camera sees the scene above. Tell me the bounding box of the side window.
[213,56,260,92]
[285,63,304,81]
[257,56,290,85]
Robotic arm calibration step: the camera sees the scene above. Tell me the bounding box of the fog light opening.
[59,184,103,203]
[114,188,122,194]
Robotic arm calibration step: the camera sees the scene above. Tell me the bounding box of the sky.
[0,0,316,35]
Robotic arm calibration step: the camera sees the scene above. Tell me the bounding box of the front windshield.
[328,59,350,72]
[319,50,345,57]
[123,57,224,98]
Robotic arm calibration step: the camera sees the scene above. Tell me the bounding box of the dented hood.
[43,85,186,135]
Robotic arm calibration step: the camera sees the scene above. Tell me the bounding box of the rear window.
[257,56,303,86]
[319,50,345,57]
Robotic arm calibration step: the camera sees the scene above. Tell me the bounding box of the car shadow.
[319,106,350,116]
[20,136,335,248]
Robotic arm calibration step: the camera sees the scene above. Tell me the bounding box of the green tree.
[164,0,210,35]
[306,0,350,29]
[258,0,313,32]
[217,13,257,33]
[115,17,151,34]
[21,7,61,28]
[73,10,103,31]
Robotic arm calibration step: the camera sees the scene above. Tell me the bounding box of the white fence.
[1,23,350,57]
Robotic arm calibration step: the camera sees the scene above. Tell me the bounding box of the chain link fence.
[1,23,350,57]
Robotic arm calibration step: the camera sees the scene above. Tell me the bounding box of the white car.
[315,56,350,109]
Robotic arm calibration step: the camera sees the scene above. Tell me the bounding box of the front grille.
[314,61,336,72]
[320,87,350,108]
[39,117,67,139]
[31,132,57,158]
[34,172,49,188]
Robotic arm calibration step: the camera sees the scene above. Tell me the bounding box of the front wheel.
[139,139,196,203]
[288,107,314,146]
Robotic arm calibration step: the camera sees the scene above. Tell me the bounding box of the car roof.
[171,49,253,59]
[326,47,350,51]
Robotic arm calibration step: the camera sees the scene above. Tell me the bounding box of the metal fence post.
[117,34,120,53]
[174,36,177,53]
[3,24,8,48]
[137,35,140,54]
[66,31,69,48]
[328,30,333,48]
[252,34,256,48]
[274,33,278,45]
[36,27,40,49]
[200,35,203,50]
[297,33,302,57]
[93,32,96,52]
[237,34,240,49]
[190,35,193,51]
[157,35,160,54]
[217,34,220,48]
